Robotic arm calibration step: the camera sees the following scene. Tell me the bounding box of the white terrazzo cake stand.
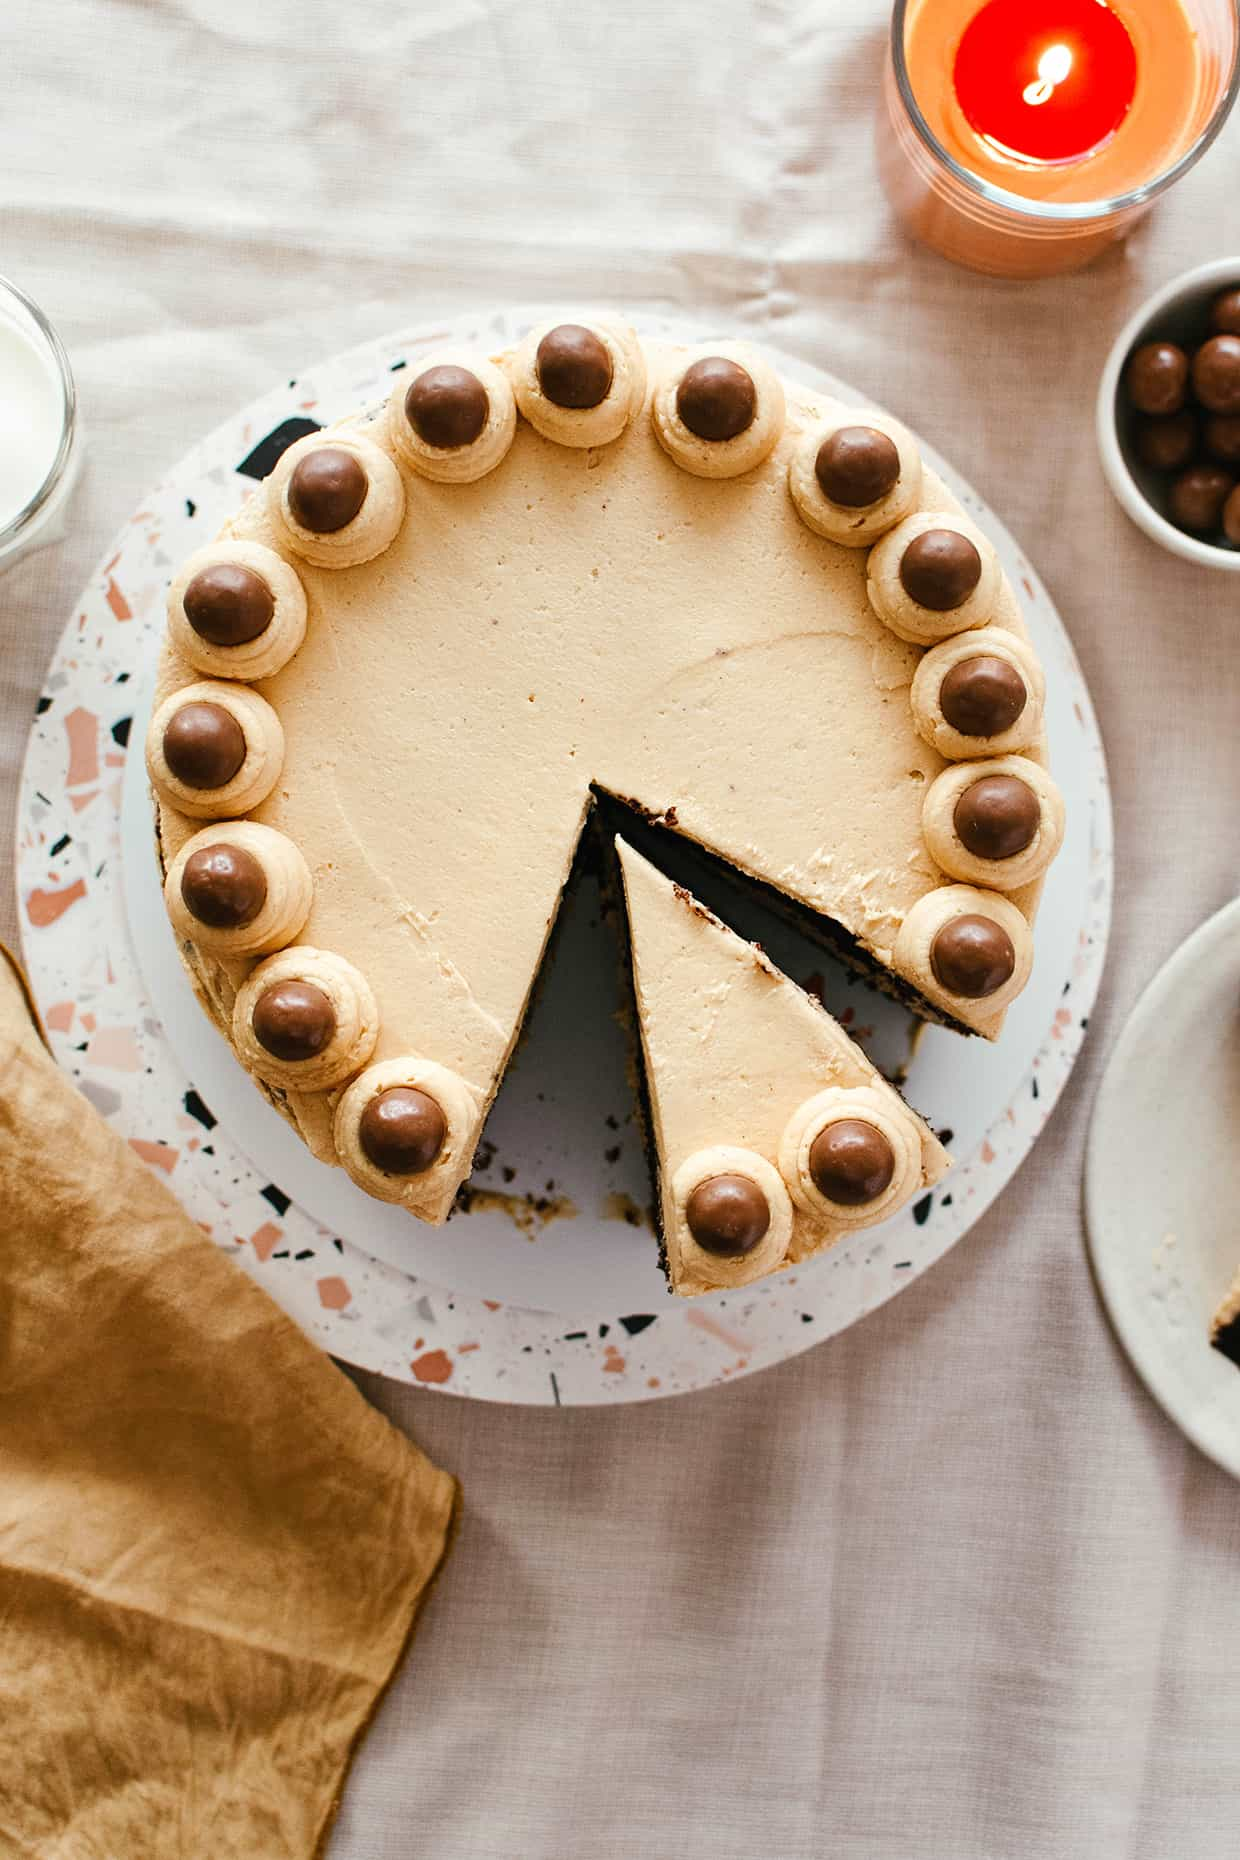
[16,308,1112,1404]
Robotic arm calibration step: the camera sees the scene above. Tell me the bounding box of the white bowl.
[1096,255,1240,571]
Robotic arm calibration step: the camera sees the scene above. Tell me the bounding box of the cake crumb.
[454,1184,578,1240]
[603,1191,651,1230]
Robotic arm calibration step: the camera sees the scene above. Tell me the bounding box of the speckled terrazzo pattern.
[15,310,1113,1405]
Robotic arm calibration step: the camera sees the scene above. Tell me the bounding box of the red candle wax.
[953,0,1139,166]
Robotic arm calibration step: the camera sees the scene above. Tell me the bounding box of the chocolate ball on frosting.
[269,432,404,569]
[808,1119,895,1207]
[911,629,1046,760]
[183,563,275,648]
[147,680,284,821]
[869,511,1000,647]
[167,820,312,958]
[1125,342,1189,416]
[685,1172,770,1257]
[536,324,614,410]
[931,913,1017,999]
[1168,463,1234,534]
[789,411,922,546]
[161,700,247,792]
[779,1087,922,1228]
[388,353,517,482]
[232,946,378,1090]
[1223,484,1240,545]
[335,1056,476,1207]
[923,756,1062,891]
[180,842,267,931]
[359,1087,447,1176]
[939,655,1028,739]
[815,425,901,508]
[252,980,336,1063]
[514,317,645,452]
[952,774,1040,861]
[169,543,308,682]
[1192,335,1240,415]
[287,446,369,533]
[406,364,489,450]
[1134,412,1197,474]
[900,528,983,611]
[676,357,758,443]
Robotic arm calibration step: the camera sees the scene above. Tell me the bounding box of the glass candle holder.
[878,0,1240,278]
[0,275,81,574]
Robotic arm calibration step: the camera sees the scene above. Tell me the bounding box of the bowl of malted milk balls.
[1098,258,1240,572]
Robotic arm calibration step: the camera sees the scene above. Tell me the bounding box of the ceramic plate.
[1086,897,1240,1479]
[16,307,1112,1403]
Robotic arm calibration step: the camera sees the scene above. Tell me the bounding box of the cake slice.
[614,835,950,1298]
[1210,1269,1240,1367]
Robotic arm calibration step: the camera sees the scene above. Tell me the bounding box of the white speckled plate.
[1086,897,1240,1479]
[16,308,1112,1404]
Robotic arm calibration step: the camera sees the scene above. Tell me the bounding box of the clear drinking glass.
[0,275,81,573]
[878,0,1240,279]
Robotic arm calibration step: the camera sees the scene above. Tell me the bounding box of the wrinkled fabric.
[0,952,457,1858]
[2,2,1239,1857]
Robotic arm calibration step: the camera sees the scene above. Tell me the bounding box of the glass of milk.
[0,275,80,573]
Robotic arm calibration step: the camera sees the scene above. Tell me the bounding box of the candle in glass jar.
[879,0,1238,277]
[903,0,1200,201]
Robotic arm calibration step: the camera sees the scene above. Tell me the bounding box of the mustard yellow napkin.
[0,948,458,1858]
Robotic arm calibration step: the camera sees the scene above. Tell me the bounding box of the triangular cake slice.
[615,835,950,1298]
[1211,1268,1240,1368]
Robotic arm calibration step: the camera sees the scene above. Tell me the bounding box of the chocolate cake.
[148,313,1064,1290]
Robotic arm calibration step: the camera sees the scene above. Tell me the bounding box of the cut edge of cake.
[593,786,985,1038]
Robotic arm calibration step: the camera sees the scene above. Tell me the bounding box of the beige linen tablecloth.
[4,3,1239,1854]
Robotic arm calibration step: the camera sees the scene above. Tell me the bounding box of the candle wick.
[1023,43,1074,108]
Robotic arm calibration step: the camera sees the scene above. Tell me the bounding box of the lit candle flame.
[1023,43,1074,107]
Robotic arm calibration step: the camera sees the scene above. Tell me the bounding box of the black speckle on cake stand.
[183,1088,216,1130]
[236,416,324,482]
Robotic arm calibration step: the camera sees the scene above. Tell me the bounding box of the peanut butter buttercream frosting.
[151,318,1060,1278]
